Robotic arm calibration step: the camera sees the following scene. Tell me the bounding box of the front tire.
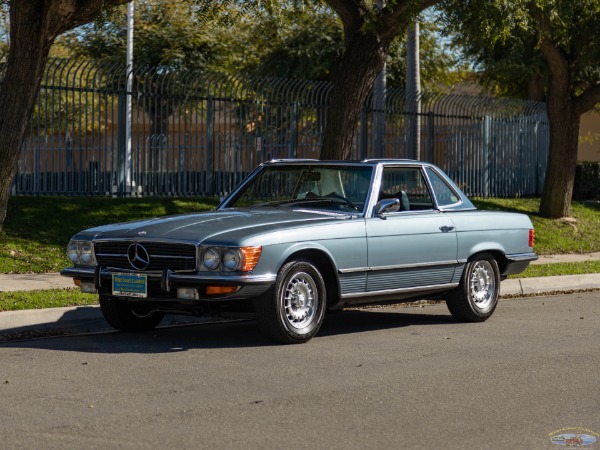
[254,259,326,344]
[446,253,500,322]
[99,295,164,332]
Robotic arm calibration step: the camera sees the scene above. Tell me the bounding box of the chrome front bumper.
[60,266,276,300]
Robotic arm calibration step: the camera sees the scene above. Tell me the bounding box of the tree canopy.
[55,1,461,89]
[442,0,600,218]
[62,1,215,71]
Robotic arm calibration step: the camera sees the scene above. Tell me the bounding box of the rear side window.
[426,168,460,207]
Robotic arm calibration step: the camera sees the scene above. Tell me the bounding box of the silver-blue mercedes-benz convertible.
[62,160,537,343]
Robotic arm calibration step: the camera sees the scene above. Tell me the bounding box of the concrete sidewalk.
[1,253,599,337]
[0,272,75,292]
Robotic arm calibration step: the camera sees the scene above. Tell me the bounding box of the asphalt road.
[1,292,599,450]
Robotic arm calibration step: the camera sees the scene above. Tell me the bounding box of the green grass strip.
[0,289,98,312]
[510,260,600,279]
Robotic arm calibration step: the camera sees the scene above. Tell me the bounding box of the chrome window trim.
[220,161,378,218]
[422,165,464,210]
[374,209,442,218]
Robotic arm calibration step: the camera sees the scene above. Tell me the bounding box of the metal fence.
[10,58,549,197]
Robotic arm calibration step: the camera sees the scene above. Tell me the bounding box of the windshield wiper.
[311,198,360,211]
[250,197,359,211]
[250,199,301,208]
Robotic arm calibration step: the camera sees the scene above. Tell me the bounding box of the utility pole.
[372,0,386,159]
[406,21,421,160]
[125,1,134,192]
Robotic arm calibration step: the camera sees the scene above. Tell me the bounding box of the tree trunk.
[0,1,129,232]
[0,4,55,232]
[320,32,386,160]
[539,78,580,218]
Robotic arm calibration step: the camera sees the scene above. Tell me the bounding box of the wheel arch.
[467,249,508,274]
[281,248,340,309]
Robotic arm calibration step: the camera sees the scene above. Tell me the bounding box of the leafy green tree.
[61,1,218,134]
[235,5,344,81]
[65,2,214,71]
[442,0,600,218]
[209,3,463,88]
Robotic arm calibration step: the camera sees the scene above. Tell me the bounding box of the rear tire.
[446,253,500,322]
[254,259,326,344]
[99,295,164,332]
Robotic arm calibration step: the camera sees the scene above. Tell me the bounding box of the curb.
[500,274,600,296]
[0,305,108,338]
[1,274,599,338]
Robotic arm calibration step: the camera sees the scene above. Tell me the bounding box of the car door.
[365,166,459,293]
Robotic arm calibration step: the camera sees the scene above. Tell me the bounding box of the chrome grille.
[94,241,197,271]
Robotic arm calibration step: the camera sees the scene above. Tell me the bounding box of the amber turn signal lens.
[206,285,239,295]
[240,246,262,272]
[73,278,81,287]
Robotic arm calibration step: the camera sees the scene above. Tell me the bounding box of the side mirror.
[375,198,400,217]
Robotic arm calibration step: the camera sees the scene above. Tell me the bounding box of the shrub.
[573,161,600,200]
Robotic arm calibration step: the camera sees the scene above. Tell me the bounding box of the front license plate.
[112,273,147,298]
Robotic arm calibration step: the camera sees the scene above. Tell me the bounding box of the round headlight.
[80,243,95,265]
[202,248,220,270]
[67,242,80,263]
[223,249,243,271]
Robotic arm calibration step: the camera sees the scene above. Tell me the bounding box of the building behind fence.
[10,58,549,198]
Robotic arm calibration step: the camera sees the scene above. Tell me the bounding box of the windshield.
[225,165,373,214]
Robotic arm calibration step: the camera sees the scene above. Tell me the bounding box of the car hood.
[72,208,355,245]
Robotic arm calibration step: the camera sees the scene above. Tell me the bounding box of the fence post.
[427,112,434,163]
[534,121,541,195]
[290,102,298,158]
[206,95,214,195]
[483,115,491,198]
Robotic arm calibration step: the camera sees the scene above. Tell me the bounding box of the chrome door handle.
[439,226,455,233]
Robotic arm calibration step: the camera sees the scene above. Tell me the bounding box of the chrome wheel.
[445,253,500,323]
[254,259,326,344]
[469,260,496,310]
[282,272,318,329]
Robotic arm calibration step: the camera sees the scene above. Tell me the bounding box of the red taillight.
[528,229,535,248]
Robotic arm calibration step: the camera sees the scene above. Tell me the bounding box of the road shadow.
[0,308,456,354]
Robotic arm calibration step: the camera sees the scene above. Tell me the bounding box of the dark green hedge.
[573,161,600,200]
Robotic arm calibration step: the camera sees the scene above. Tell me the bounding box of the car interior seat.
[396,190,410,211]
